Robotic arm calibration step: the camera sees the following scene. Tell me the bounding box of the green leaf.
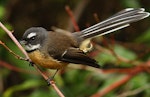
[121,0,141,8]
[114,44,137,60]
[3,79,44,97]
[29,89,59,97]
[0,5,5,20]
[128,73,148,89]
[135,28,150,44]
[95,52,116,66]
[0,23,12,39]
[95,44,137,66]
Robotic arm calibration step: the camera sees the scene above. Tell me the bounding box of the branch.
[0,40,27,61]
[91,75,134,97]
[65,5,80,32]
[90,61,149,97]
[33,65,65,97]
[0,22,65,97]
[93,13,100,23]
[117,83,150,97]
[0,60,37,75]
[0,22,29,59]
[94,43,142,66]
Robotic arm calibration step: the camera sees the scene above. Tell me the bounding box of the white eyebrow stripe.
[27,32,37,38]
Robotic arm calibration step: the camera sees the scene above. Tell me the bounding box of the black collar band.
[26,49,37,53]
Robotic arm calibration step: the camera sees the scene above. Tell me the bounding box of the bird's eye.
[31,36,35,40]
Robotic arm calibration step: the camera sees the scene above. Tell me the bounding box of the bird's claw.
[29,61,34,66]
[46,77,54,86]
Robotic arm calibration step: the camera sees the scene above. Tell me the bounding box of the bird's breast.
[27,50,68,69]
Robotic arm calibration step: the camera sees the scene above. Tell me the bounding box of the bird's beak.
[19,40,27,45]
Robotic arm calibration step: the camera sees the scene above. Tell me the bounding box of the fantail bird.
[21,8,149,71]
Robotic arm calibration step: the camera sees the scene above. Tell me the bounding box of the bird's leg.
[47,69,59,86]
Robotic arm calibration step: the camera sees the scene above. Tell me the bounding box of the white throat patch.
[27,32,37,39]
[25,44,41,51]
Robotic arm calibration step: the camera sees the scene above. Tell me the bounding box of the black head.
[21,27,48,52]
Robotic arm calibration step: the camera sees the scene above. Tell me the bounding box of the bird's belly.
[27,50,68,69]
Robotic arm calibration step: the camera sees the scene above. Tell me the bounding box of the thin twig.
[0,60,38,75]
[93,13,100,23]
[65,5,80,32]
[91,75,133,97]
[33,65,65,97]
[0,22,29,59]
[94,43,142,65]
[91,64,144,97]
[0,40,27,61]
[51,81,65,97]
[117,84,150,97]
[0,22,65,97]
[91,74,137,97]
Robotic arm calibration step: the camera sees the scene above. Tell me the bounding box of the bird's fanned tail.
[78,8,150,39]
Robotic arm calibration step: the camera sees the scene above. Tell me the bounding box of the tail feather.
[79,8,149,39]
[107,8,145,19]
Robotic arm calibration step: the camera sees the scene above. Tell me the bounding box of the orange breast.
[28,50,68,69]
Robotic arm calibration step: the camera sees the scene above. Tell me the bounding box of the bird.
[20,8,149,82]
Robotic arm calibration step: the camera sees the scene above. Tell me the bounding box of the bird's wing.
[59,48,100,68]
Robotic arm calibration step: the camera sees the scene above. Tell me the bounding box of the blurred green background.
[0,0,150,97]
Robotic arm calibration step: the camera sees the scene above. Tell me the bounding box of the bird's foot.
[46,77,54,86]
[29,61,34,66]
[46,69,59,86]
